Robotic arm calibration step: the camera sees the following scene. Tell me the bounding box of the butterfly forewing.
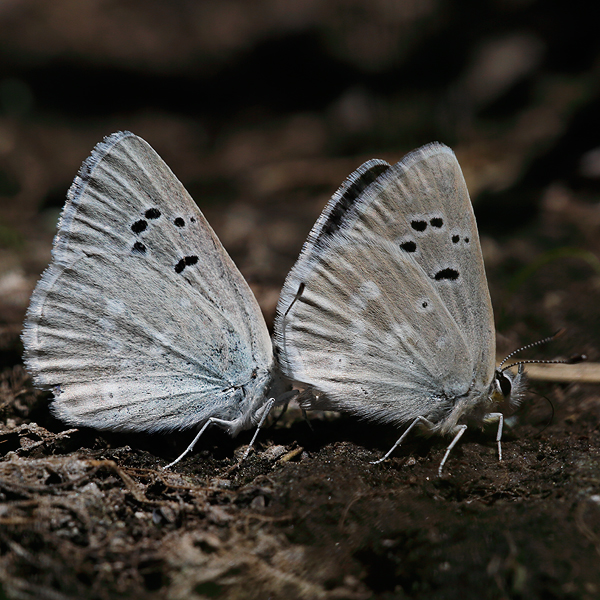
[23,132,273,432]
[55,133,269,362]
[349,145,495,387]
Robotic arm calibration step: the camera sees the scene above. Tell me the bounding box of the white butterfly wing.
[23,131,274,433]
[274,143,496,426]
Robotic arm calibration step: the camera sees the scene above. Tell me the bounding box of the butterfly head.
[491,363,527,409]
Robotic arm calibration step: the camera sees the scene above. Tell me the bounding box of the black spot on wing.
[131,220,147,234]
[145,208,161,219]
[174,217,185,227]
[434,268,459,281]
[430,217,443,228]
[175,255,199,274]
[132,241,146,254]
[400,241,417,252]
[411,220,427,232]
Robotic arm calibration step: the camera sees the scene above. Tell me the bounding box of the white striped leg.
[485,412,504,461]
[240,398,276,461]
[438,425,467,477]
[164,417,233,469]
[370,416,435,465]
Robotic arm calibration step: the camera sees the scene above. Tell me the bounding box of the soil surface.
[1,2,600,599]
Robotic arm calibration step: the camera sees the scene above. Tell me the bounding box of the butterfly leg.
[165,394,291,468]
[484,412,504,461]
[163,418,221,469]
[301,408,315,432]
[240,397,276,461]
[264,389,300,428]
[370,416,436,465]
[164,412,261,469]
[438,424,467,477]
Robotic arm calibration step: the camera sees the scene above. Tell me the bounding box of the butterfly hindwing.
[277,237,477,425]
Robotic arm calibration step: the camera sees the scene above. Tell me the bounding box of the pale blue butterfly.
[273,143,527,475]
[22,131,290,467]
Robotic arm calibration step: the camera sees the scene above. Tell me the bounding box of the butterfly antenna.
[498,328,568,370]
[281,282,305,355]
[500,354,586,373]
[284,283,305,320]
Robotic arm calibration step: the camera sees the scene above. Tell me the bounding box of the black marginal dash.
[175,255,199,274]
[434,268,459,281]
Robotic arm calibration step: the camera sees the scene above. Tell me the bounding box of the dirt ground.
[1,2,600,599]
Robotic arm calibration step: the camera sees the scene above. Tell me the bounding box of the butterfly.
[273,143,526,475]
[22,131,290,467]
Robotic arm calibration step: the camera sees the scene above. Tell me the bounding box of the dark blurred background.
[1,0,599,356]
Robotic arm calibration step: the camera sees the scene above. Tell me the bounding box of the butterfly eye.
[498,372,512,397]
